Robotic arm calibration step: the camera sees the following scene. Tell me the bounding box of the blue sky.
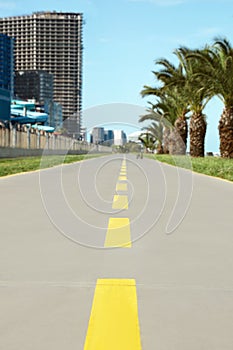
[1,0,233,152]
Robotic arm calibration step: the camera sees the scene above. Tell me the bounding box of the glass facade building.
[0,33,14,95]
[15,70,53,104]
[0,33,13,121]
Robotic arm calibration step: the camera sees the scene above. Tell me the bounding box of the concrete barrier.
[0,127,112,158]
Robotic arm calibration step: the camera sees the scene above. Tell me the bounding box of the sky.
[1,0,233,152]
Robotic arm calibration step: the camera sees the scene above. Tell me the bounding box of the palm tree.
[188,38,233,158]
[142,122,164,154]
[139,98,175,154]
[138,131,156,152]
[141,58,189,154]
[175,47,211,157]
[154,58,189,152]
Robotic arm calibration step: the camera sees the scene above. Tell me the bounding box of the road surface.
[0,154,232,349]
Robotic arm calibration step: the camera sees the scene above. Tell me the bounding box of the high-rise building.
[114,130,127,146]
[91,127,105,144]
[0,11,83,136]
[104,130,114,145]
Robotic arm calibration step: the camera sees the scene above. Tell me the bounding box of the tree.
[142,122,164,154]
[138,132,156,152]
[139,99,174,154]
[141,58,189,155]
[188,38,233,158]
[174,47,211,157]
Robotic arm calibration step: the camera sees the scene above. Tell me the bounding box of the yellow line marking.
[84,279,142,350]
[120,172,127,176]
[118,175,127,181]
[104,218,131,247]
[116,183,128,192]
[112,195,128,209]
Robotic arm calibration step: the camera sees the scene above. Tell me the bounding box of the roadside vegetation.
[146,154,233,182]
[0,154,104,177]
[139,36,233,159]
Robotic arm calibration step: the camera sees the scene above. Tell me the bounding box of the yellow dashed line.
[112,195,128,209]
[84,279,142,349]
[118,175,127,181]
[85,160,142,347]
[104,218,131,247]
[116,183,128,192]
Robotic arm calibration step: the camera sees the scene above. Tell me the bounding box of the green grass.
[146,154,233,182]
[0,154,106,178]
[1,153,232,182]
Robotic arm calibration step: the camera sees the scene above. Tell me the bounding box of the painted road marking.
[118,175,127,181]
[83,279,142,350]
[104,218,131,247]
[116,183,128,192]
[112,195,128,209]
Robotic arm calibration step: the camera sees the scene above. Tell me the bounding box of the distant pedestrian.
[136,147,143,159]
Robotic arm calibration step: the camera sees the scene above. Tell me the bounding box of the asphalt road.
[0,154,232,349]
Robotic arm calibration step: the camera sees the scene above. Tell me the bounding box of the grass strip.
[0,154,106,177]
[146,154,233,182]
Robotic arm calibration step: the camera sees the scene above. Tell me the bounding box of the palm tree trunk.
[169,115,187,155]
[190,113,207,157]
[163,127,170,154]
[156,142,164,154]
[219,107,233,158]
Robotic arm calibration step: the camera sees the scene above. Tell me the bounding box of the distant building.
[91,127,105,144]
[63,117,80,139]
[114,130,127,146]
[104,130,114,145]
[44,99,63,130]
[15,70,54,105]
